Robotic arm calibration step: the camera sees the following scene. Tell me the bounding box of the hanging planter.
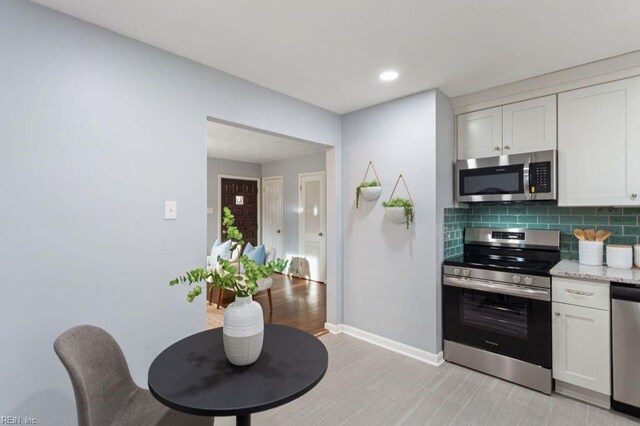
[382,174,415,229]
[356,161,382,208]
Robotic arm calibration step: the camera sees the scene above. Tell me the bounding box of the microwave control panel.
[529,161,552,193]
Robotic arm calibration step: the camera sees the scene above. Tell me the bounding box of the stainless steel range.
[442,227,560,394]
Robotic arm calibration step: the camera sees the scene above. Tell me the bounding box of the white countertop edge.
[551,259,640,285]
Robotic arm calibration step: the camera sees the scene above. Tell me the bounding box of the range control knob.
[512,275,521,284]
[524,276,534,285]
[453,268,461,275]
[462,269,471,277]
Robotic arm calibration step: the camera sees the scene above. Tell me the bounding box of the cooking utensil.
[596,231,612,242]
[573,229,586,241]
[585,229,596,241]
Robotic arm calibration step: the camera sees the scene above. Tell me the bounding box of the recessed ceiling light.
[379,71,399,81]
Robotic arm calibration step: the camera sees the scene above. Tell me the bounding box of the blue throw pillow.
[248,245,266,265]
[240,244,266,273]
[210,239,232,265]
[243,242,255,255]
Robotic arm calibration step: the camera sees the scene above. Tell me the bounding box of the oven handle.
[443,276,550,301]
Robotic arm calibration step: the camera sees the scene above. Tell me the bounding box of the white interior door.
[262,176,283,258]
[299,172,326,283]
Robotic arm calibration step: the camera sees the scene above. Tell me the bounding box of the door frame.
[207,116,343,326]
[261,175,284,258]
[217,174,261,245]
[298,171,326,283]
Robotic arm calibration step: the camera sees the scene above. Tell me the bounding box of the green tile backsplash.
[444,202,640,260]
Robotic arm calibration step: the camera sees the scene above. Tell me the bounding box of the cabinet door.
[558,76,640,206]
[457,106,502,160]
[503,95,556,155]
[552,302,610,395]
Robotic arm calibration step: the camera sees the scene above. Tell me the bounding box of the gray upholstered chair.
[54,325,213,426]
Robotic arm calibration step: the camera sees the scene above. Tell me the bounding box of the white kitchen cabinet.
[558,76,640,206]
[552,301,611,396]
[502,95,556,155]
[457,96,557,160]
[457,106,502,160]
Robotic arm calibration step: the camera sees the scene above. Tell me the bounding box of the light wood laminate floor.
[215,333,639,426]
[215,273,326,335]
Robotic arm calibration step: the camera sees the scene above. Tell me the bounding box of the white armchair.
[206,246,277,313]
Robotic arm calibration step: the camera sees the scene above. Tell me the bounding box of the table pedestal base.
[236,414,251,426]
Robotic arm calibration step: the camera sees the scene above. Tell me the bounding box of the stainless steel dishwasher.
[612,282,640,418]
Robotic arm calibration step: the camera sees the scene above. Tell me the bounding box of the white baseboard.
[324,322,444,366]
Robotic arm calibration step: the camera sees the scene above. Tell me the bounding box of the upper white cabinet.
[503,95,557,155]
[457,106,502,160]
[457,96,557,160]
[558,76,640,206]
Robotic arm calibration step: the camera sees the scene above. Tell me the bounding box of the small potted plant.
[272,258,289,274]
[170,207,283,366]
[356,179,382,208]
[383,197,414,229]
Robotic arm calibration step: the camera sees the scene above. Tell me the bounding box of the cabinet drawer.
[552,277,610,310]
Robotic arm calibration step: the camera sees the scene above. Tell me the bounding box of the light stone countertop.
[550,259,640,285]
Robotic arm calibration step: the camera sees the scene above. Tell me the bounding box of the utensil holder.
[607,245,633,270]
[579,241,603,266]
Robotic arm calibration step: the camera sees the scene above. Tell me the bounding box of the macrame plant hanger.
[361,161,381,185]
[387,174,415,207]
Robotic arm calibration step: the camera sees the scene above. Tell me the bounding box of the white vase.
[384,206,407,224]
[222,294,264,366]
[359,186,382,202]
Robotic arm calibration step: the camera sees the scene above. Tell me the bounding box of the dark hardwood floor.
[218,274,327,336]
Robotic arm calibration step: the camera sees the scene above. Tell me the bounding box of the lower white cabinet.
[552,301,611,395]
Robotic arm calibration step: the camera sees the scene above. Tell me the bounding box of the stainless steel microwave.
[455,150,557,203]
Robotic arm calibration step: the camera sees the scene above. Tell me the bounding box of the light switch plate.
[165,201,177,220]
[207,207,213,215]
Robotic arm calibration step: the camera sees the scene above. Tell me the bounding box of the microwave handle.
[523,155,531,200]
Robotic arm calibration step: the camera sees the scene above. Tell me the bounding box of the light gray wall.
[207,158,262,251]
[261,152,326,261]
[0,1,340,423]
[434,91,455,351]
[341,90,453,355]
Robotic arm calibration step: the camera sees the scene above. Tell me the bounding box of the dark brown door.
[220,178,258,246]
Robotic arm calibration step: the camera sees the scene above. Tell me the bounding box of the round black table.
[148,324,328,426]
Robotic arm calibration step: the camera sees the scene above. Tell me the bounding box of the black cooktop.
[443,254,558,277]
[443,241,560,276]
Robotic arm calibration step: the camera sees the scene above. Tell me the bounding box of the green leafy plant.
[382,197,414,229]
[272,258,289,273]
[170,207,282,301]
[355,179,380,209]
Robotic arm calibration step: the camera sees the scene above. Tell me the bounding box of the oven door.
[443,276,551,368]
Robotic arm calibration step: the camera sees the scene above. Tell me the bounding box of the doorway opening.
[205,118,330,336]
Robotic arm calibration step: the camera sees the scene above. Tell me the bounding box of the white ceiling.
[32,0,640,113]
[207,121,327,164]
